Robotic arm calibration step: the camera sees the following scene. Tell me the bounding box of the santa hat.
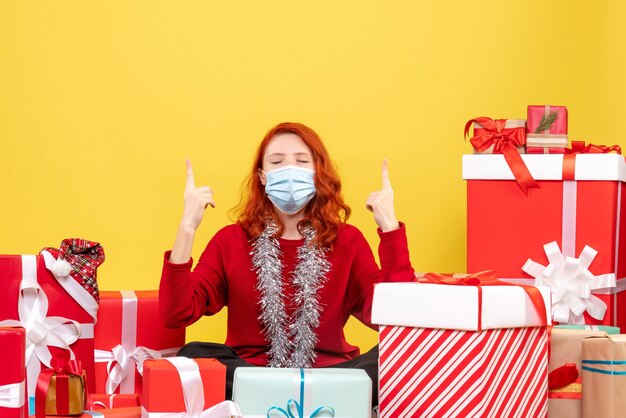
[42,238,105,302]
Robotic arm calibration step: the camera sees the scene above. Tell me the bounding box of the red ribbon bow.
[566,140,622,155]
[418,270,548,331]
[36,357,86,418]
[465,117,538,195]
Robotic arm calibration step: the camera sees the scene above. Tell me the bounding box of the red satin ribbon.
[465,117,538,195]
[35,358,85,418]
[419,270,548,330]
[562,141,622,180]
[548,363,579,391]
[562,154,576,181]
[566,140,622,155]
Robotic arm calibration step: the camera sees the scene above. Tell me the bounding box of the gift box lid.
[555,324,620,334]
[232,368,371,418]
[371,282,551,330]
[462,154,626,181]
[32,407,142,417]
[142,358,226,413]
[0,327,25,384]
[549,328,608,372]
[585,333,626,344]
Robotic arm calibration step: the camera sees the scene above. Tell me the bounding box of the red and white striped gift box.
[379,325,548,417]
[372,281,551,418]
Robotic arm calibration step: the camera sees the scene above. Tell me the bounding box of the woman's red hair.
[234,122,351,248]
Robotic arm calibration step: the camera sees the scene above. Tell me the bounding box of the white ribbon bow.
[0,255,85,396]
[141,357,242,418]
[95,345,177,394]
[0,381,25,408]
[522,241,616,324]
[94,289,180,394]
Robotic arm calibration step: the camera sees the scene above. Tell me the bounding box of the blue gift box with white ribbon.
[232,368,371,418]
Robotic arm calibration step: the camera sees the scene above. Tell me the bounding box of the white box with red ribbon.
[371,275,551,418]
[464,152,626,329]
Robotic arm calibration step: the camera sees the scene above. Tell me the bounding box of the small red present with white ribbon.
[94,290,185,395]
[372,272,551,418]
[0,241,103,397]
[87,393,140,411]
[464,151,626,329]
[142,357,238,417]
[0,327,27,418]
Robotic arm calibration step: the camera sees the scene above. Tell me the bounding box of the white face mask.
[264,165,316,215]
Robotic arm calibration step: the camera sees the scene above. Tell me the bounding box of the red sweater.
[159,223,414,366]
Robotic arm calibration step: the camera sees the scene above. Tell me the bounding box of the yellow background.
[1,1,625,350]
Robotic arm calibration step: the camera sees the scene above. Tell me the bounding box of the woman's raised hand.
[181,159,215,231]
[169,160,215,263]
[366,159,400,232]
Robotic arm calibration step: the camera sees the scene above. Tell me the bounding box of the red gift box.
[372,279,550,417]
[527,146,567,154]
[142,358,229,416]
[464,153,626,329]
[0,327,27,418]
[88,393,140,410]
[0,254,99,397]
[527,105,568,155]
[93,290,185,395]
[528,105,568,135]
[31,406,141,417]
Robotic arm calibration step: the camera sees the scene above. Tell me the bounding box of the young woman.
[159,122,415,402]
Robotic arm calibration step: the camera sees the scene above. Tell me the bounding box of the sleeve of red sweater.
[348,222,415,329]
[159,229,229,329]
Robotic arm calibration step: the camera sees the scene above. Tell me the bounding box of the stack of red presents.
[373,105,626,417]
[2,105,626,418]
[0,241,240,418]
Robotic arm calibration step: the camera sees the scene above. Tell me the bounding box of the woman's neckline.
[278,236,305,246]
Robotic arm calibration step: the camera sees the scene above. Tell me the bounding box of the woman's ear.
[258,169,267,186]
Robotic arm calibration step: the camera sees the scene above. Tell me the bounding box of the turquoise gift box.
[232,368,372,418]
[555,324,620,334]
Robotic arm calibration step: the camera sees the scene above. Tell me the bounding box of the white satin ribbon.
[522,241,616,324]
[0,381,25,408]
[95,345,179,394]
[41,250,99,322]
[94,290,180,394]
[88,393,120,410]
[0,255,93,397]
[561,180,577,258]
[141,357,242,418]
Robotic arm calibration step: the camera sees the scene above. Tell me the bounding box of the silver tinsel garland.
[251,221,331,368]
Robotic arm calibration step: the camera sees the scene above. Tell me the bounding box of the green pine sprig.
[534,110,559,133]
